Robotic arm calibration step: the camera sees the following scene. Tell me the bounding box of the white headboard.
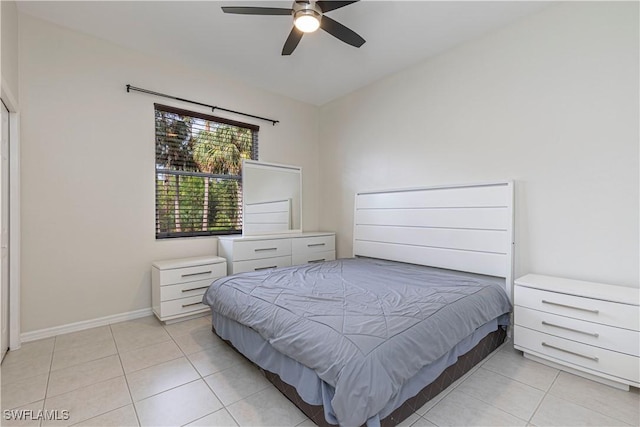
[243,199,292,235]
[353,181,515,299]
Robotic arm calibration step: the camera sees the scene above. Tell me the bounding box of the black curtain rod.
[126,84,279,126]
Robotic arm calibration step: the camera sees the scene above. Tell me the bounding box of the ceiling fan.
[221,1,365,55]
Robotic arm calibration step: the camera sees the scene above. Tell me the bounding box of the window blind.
[155,104,258,238]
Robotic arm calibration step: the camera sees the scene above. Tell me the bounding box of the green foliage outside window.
[155,105,257,238]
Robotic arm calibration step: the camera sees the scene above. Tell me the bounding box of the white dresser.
[152,256,226,323]
[218,232,335,275]
[514,274,639,390]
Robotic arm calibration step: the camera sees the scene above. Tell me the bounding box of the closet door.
[1,101,8,361]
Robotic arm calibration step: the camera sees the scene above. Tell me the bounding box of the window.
[155,104,258,238]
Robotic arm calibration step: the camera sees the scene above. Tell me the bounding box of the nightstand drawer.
[292,250,336,266]
[515,285,639,331]
[232,239,292,261]
[160,295,209,318]
[514,326,640,384]
[232,255,292,274]
[292,235,335,255]
[515,306,639,356]
[152,256,226,323]
[157,262,226,286]
[160,278,215,302]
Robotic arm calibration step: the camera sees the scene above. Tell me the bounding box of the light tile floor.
[1,315,638,427]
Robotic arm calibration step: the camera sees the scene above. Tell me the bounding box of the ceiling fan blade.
[316,1,359,13]
[221,7,293,16]
[320,15,365,48]
[282,27,304,55]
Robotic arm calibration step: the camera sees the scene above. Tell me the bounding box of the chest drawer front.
[292,250,336,266]
[515,306,639,357]
[515,286,639,331]
[232,255,292,274]
[160,295,208,318]
[292,235,335,255]
[233,239,291,261]
[160,278,215,302]
[514,326,639,384]
[158,262,226,286]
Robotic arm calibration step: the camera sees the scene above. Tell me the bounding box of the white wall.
[2,0,19,102]
[319,2,639,288]
[19,14,320,332]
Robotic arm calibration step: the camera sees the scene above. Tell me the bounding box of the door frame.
[2,80,21,351]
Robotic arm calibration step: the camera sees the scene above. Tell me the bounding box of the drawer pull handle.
[541,321,599,338]
[541,342,599,362]
[307,243,326,247]
[181,271,212,278]
[182,286,209,293]
[255,248,278,252]
[309,259,326,263]
[541,300,599,314]
[255,266,277,271]
[181,302,203,308]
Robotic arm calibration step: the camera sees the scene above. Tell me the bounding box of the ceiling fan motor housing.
[293,1,322,32]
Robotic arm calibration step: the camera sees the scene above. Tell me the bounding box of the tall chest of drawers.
[152,256,226,323]
[514,274,639,390]
[218,232,336,275]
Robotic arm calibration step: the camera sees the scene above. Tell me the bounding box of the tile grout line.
[47,325,128,426]
[541,374,636,427]
[420,363,484,419]
[527,369,560,424]
[41,336,57,427]
[163,320,224,426]
[476,364,554,393]
[110,323,142,427]
[453,387,530,425]
[163,318,244,427]
[42,339,56,400]
[120,342,184,376]
[110,317,223,425]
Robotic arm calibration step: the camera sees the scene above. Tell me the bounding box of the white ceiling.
[17,1,550,106]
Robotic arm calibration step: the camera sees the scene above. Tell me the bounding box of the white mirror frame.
[242,160,303,236]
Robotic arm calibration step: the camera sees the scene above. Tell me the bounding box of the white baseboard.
[19,308,154,344]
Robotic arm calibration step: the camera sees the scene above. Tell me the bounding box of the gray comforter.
[203,257,511,426]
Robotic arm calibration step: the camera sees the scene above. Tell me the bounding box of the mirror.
[242,160,302,235]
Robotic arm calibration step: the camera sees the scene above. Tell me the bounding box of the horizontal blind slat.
[155,106,256,238]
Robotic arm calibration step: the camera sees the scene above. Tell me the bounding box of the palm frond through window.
[155,104,258,238]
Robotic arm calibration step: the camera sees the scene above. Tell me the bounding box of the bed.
[203,181,515,427]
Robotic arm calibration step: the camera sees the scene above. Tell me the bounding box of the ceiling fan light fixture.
[294,10,321,33]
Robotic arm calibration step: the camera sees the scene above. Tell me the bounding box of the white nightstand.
[514,274,639,390]
[151,256,226,323]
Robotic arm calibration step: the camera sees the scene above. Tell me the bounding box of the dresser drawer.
[515,306,639,357]
[160,295,209,318]
[232,239,292,261]
[515,285,639,331]
[292,250,336,266]
[292,235,335,255]
[515,326,639,383]
[160,278,215,302]
[156,262,226,286]
[232,255,292,274]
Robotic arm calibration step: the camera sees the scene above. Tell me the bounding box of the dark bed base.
[213,326,507,427]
